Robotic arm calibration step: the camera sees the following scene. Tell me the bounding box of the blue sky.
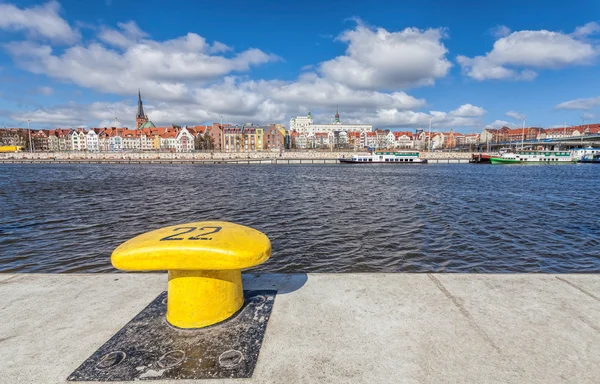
[1,0,600,132]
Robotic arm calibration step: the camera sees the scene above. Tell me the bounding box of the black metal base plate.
[68,290,276,381]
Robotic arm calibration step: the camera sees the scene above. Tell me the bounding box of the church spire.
[334,105,340,124]
[135,89,149,129]
[136,89,145,119]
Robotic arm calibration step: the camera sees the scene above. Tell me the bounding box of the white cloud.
[583,112,595,120]
[573,22,600,38]
[0,1,79,43]
[11,100,150,127]
[450,104,486,117]
[359,109,482,129]
[5,31,278,101]
[10,94,484,130]
[491,25,511,38]
[458,24,600,81]
[36,86,54,95]
[98,21,148,48]
[209,41,233,54]
[318,22,452,89]
[485,120,516,129]
[554,96,600,110]
[505,110,526,120]
[1,11,479,130]
[253,78,425,110]
[11,105,94,126]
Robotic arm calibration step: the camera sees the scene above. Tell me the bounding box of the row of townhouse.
[290,130,388,149]
[480,124,600,143]
[31,121,600,153]
[289,129,480,150]
[0,128,30,148]
[25,126,196,152]
[221,124,286,152]
[3,123,288,153]
[426,131,480,150]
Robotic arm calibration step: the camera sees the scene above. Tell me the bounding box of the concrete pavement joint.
[72,286,89,301]
[555,277,600,303]
[0,336,16,344]
[427,274,500,352]
[563,305,600,334]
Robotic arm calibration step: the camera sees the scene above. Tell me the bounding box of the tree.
[194,134,205,150]
[203,133,214,150]
[195,132,215,151]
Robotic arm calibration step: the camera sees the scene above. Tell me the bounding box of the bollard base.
[67,290,276,381]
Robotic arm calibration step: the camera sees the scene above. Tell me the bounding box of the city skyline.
[1,1,600,131]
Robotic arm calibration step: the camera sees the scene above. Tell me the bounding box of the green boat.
[489,156,519,164]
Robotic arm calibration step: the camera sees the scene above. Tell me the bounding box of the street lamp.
[428,116,432,152]
[520,119,526,150]
[27,119,33,153]
[581,115,585,148]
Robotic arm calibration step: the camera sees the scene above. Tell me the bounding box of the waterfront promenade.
[0,150,475,164]
[1,273,599,383]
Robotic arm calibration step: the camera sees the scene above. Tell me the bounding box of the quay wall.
[0,151,478,162]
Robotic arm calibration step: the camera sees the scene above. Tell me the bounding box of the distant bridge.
[465,135,600,151]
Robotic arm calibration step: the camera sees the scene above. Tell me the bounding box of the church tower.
[334,105,341,124]
[135,90,149,129]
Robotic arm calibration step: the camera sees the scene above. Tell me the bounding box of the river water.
[1,163,599,273]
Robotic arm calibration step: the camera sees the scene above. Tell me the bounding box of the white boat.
[490,150,574,164]
[571,147,600,161]
[339,150,427,164]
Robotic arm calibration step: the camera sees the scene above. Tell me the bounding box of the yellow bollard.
[111,221,271,329]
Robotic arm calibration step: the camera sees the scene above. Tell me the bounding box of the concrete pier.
[1,273,599,383]
[0,157,471,164]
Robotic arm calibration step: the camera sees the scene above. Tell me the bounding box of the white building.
[289,110,372,135]
[479,129,498,144]
[109,133,123,151]
[289,114,313,133]
[140,133,153,151]
[70,130,87,151]
[159,131,177,151]
[384,131,395,148]
[86,129,99,151]
[335,131,348,147]
[393,132,414,148]
[122,130,140,150]
[361,132,378,148]
[431,133,445,150]
[295,133,308,149]
[176,127,195,152]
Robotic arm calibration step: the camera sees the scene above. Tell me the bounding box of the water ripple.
[1,163,600,273]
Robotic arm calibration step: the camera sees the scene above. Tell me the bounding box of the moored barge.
[339,151,427,164]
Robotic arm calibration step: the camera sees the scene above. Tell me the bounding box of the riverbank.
[0,151,477,164]
[1,273,598,383]
[0,157,472,164]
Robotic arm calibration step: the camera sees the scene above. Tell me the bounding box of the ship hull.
[489,157,520,164]
[339,159,428,164]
